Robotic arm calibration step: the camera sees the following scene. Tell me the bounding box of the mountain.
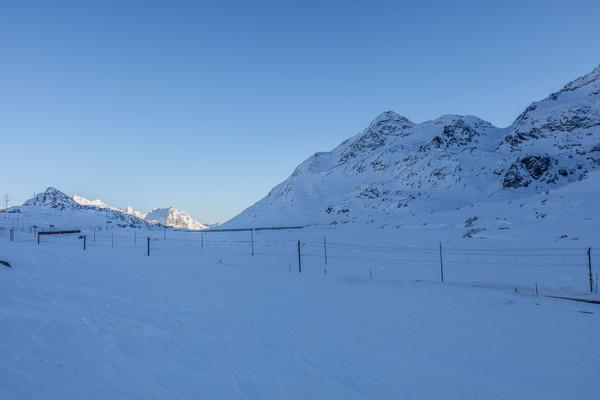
[72,195,118,210]
[119,206,146,220]
[71,194,207,230]
[223,65,600,232]
[23,187,153,228]
[72,196,146,220]
[145,206,208,230]
[25,187,84,210]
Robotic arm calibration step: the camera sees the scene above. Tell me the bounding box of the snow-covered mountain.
[119,206,146,220]
[71,193,207,230]
[72,195,117,210]
[72,196,146,220]
[224,65,600,233]
[23,188,153,228]
[145,207,208,230]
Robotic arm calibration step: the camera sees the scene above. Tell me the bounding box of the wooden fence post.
[439,242,444,282]
[298,240,302,273]
[588,248,593,293]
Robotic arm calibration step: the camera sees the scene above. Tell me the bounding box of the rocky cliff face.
[224,65,600,228]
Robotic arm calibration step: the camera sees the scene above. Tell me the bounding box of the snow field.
[1,227,599,399]
[10,226,598,296]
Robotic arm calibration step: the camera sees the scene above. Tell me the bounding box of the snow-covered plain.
[0,219,598,399]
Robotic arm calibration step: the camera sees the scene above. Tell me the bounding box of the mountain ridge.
[223,64,600,231]
[22,188,207,230]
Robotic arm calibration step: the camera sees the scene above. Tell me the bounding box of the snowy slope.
[224,65,600,236]
[145,206,208,230]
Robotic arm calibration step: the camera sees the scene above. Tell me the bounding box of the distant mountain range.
[23,188,207,230]
[223,64,600,237]
[72,194,208,230]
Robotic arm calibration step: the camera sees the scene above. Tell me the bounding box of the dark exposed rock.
[463,228,486,238]
[521,155,551,179]
[503,155,552,188]
[464,216,479,228]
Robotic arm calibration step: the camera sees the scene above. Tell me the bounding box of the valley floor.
[0,229,599,399]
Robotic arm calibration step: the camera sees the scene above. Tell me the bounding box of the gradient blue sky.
[1,0,599,223]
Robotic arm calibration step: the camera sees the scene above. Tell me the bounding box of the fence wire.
[4,228,598,294]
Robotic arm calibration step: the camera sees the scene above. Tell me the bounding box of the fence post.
[83,235,86,250]
[588,248,593,293]
[37,232,40,245]
[324,236,328,265]
[201,231,204,249]
[298,240,302,273]
[439,242,444,282]
[147,237,150,257]
[251,229,254,256]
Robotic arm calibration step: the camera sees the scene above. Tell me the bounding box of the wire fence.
[3,226,598,296]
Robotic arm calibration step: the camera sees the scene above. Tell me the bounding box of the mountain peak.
[339,111,414,162]
[145,206,207,230]
[504,64,600,150]
[368,111,414,132]
[73,195,114,210]
[24,187,80,210]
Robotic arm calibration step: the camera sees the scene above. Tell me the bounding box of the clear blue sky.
[1,0,599,223]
